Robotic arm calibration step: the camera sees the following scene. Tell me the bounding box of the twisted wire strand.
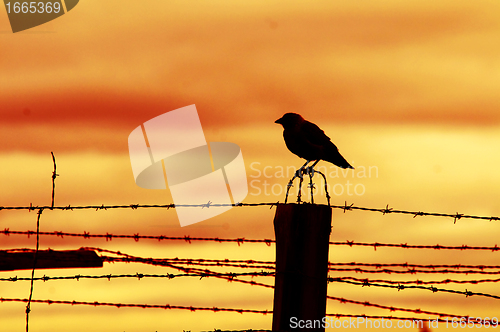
[331,276,500,286]
[329,278,500,300]
[0,201,498,223]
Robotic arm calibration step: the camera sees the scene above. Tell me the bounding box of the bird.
[275,113,354,177]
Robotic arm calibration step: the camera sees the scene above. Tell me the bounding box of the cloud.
[2,1,500,130]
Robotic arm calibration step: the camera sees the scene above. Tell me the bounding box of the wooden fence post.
[272,203,332,332]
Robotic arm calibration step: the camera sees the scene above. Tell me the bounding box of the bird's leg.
[285,160,312,204]
[306,160,320,177]
[295,160,312,203]
[293,160,310,179]
[285,161,308,203]
[303,160,319,204]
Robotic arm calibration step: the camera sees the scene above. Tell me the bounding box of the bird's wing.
[300,120,336,147]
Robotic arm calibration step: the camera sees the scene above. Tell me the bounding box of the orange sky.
[2,1,500,331]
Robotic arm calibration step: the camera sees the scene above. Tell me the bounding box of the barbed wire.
[5,270,500,287]
[1,248,276,269]
[327,267,500,275]
[0,229,276,245]
[3,230,500,252]
[101,258,500,275]
[26,152,58,332]
[332,276,500,286]
[104,258,500,272]
[0,271,274,283]
[331,241,500,251]
[12,246,500,272]
[110,259,500,300]
[0,202,277,212]
[0,298,271,314]
[329,278,500,300]
[25,208,42,332]
[0,201,499,223]
[3,251,497,325]
[1,297,494,325]
[85,248,276,289]
[327,295,476,319]
[88,248,500,277]
[7,254,497,286]
[5,151,500,331]
[8,248,500,273]
[333,202,500,223]
[102,257,275,270]
[107,258,276,289]
[6,269,500,301]
[15,246,496,287]
[50,151,58,209]
[85,248,500,301]
[328,262,500,270]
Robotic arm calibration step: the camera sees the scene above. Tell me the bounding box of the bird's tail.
[325,148,354,169]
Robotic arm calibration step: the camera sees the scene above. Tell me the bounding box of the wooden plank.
[272,203,332,332]
[0,249,103,271]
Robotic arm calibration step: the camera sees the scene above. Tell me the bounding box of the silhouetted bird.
[275,113,354,175]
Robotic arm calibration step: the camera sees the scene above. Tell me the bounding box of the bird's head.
[275,113,304,129]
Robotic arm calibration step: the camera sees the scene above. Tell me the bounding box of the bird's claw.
[306,166,315,177]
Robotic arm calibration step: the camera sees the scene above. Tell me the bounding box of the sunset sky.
[2,0,500,331]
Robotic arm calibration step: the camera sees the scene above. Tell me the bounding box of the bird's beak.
[275,117,283,124]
